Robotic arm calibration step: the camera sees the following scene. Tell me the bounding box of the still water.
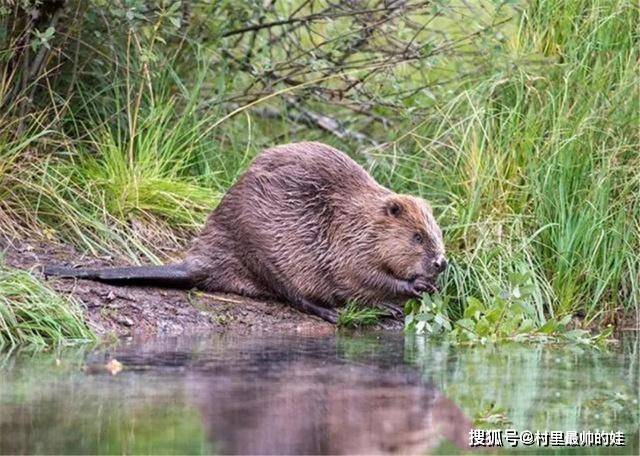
[1,332,638,454]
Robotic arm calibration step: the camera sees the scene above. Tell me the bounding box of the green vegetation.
[0,262,94,346]
[337,302,389,328]
[393,2,639,329]
[1,0,637,342]
[405,272,613,346]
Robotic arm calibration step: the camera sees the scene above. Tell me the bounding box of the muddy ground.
[1,237,353,339]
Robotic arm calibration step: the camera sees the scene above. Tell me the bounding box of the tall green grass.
[0,262,94,347]
[31,90,224,262]
[1,52,234,262]
[373,0,639,325]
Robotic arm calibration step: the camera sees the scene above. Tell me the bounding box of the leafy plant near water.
[384,0,639,332]
[406,271,613,346]
[0,262,94,347]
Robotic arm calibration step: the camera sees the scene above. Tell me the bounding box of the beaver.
[44,142,447,323]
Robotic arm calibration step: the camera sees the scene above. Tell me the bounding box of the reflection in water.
[0,332,638,455]
[0,334,470,454]
[187,338,470,454]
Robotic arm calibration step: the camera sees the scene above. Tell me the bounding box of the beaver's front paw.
[411,276,430,296]
[404,276,439,298]
[399,277,426,298]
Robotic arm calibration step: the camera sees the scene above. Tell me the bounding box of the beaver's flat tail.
[43,263,194,288]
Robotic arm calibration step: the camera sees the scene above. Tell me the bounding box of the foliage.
[389,0,639,331]
[406,272,614,346]
[337,301,388,328]
[0,261,94,347]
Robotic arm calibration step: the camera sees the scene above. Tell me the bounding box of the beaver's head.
[373,194,446,291]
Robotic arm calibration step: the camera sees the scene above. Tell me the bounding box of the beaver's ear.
[383,197,404,218]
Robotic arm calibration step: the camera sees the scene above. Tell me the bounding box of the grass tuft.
[0,262,94,347]
[337,302,389,328]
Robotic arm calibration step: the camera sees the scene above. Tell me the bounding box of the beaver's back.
[249,142,377,193]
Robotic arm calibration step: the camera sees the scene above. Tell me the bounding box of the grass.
[372,0,639,327]
[337,302,389,328]
[0,0,637,343]
[0,261,94,347]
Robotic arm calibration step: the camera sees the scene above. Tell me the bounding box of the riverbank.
[1,237,336,341]
[2,234,637,346]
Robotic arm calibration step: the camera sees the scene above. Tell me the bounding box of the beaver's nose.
[433,256,447,273]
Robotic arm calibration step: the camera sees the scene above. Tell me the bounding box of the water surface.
[1,332,638,454]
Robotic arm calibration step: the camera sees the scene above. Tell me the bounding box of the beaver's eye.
[413,232,423,244]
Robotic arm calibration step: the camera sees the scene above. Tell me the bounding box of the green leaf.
[405,313,414,326]
[509,272,528,285]
[512,286,521,299]
[43,26,55,40]
[464,296,483,320]
[520,285,536,297]
[476,317,491,336]
[501,315,522,335]
[456,318,476,331]
[169,16,181,28]
[485,307,502,324]
[434,313,451,331]
[510,300,528,317]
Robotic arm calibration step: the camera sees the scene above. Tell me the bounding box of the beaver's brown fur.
[185,142,446,322]
[45,142,446,323]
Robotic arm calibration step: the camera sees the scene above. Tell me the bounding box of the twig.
[221,3,427,37]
